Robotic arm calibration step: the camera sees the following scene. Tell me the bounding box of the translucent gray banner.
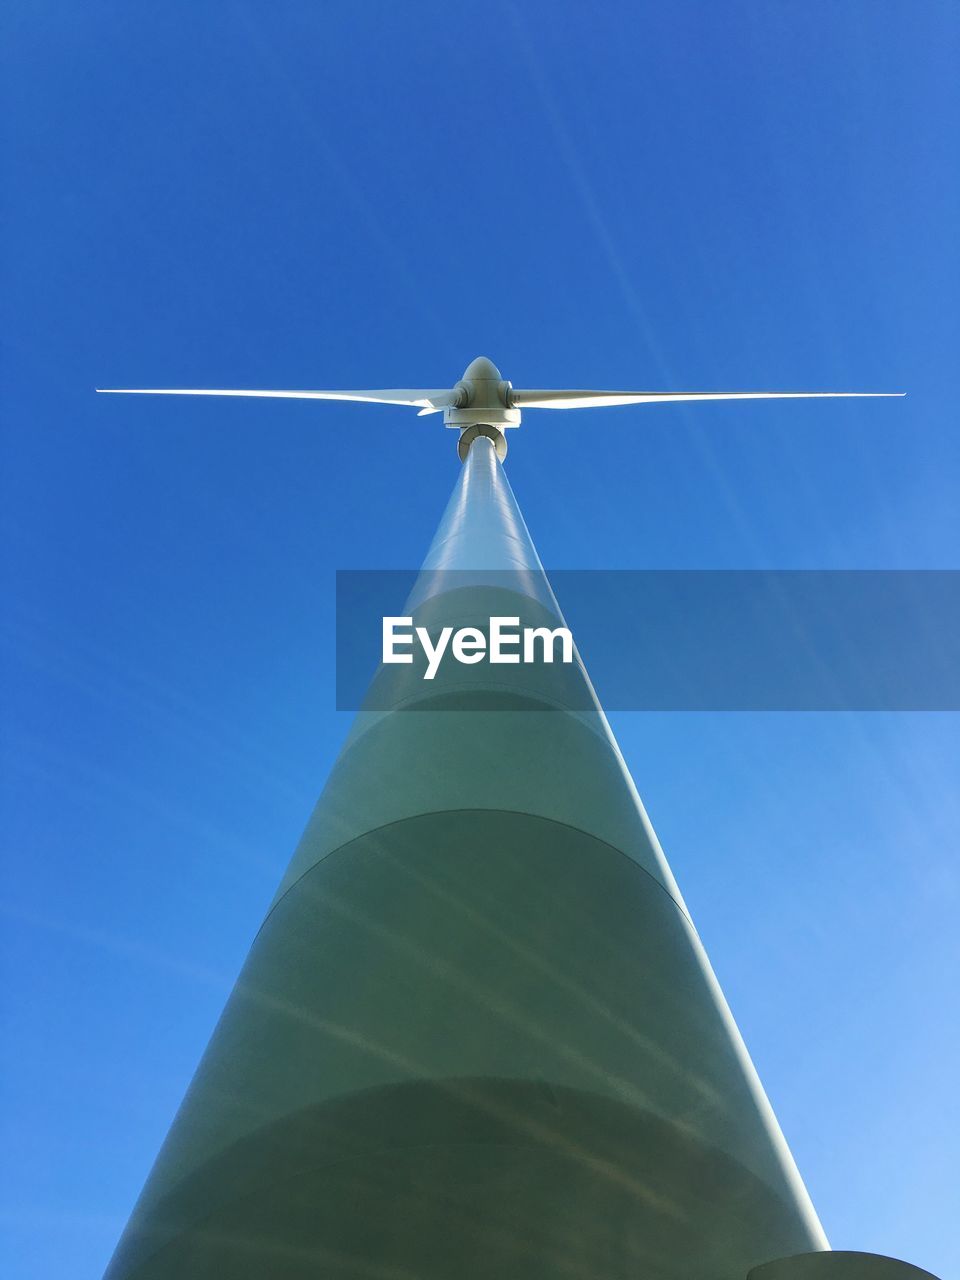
[335,570,960,711]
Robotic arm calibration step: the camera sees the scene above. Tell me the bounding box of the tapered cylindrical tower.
[105,436,829,1280]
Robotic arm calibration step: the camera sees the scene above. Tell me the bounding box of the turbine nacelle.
[97,356,904,461]
[444,357,519,436]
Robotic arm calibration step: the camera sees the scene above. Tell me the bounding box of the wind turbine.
[97,359,932,1280]
[98,354,903,460]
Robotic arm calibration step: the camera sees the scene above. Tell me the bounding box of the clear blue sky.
[1,3,958,1277]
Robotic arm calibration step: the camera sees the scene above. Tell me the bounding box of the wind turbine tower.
[96,359,933,1280]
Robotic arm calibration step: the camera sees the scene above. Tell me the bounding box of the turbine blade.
[417,392,462,416]
[511,389,905,409]
[95,387,457,409]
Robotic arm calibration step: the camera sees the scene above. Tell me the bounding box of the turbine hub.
[462,356,503,382]
[445,354,519,436]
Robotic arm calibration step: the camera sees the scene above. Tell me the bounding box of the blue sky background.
[1,2,958,1277]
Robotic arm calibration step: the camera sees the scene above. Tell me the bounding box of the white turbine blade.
[512,389,905,409]
[416,392,462,416]
[95,387,457,410]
